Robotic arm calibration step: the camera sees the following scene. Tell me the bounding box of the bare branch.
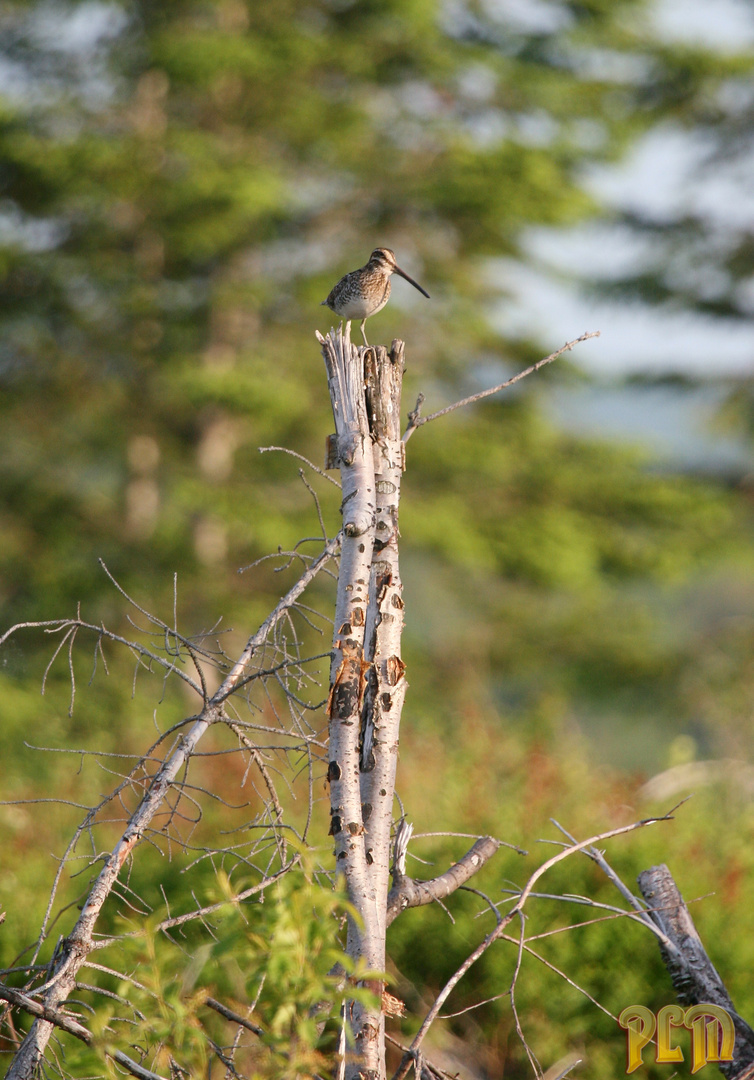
[2,536,340,1077]
[259,445,341,488]
[5,617,205,698]
[0,982,92,1042]
[384,1034,454,1080]
[549,818,673,948]
[214,533,340,705]
[110,1051,170,1080]
[153,861,296,934]
[0,985,169,1080]
[402,332,600,442]
[386,836,501,928]
[638,863,754,1078]
[390,813,672,1080]
[205,997,264,1038]
[509,910,541,1077]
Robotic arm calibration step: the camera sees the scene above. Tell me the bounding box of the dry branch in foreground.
[639,864,754,1079]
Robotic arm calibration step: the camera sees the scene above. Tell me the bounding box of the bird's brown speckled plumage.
[321,247,430,346]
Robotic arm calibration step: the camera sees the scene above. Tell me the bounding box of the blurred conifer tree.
[1,5,754,1073]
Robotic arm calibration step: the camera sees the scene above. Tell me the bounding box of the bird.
[321,247,430,346]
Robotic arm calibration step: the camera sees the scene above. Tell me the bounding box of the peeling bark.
[320,327,381,1078]
[317,324,375,537]
[319,331,500,1080]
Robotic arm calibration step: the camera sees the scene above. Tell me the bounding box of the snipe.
[321,247,430,346]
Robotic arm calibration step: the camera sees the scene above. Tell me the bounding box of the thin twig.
[402,332,600,442]
[259,445,341,488]
[1,537,340,1075]
[390,812,671,1080]
[509,908,541,1076]
[550,813,683,952]
[383,1035,456,1080]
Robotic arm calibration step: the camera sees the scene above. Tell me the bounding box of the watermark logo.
[618,1004,735,1074]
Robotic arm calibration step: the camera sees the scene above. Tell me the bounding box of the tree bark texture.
[639,863,754,1079]
[319,329,409,1080]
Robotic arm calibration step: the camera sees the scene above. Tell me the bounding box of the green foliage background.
[1,0,754,1076]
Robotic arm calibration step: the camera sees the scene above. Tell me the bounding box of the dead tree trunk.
[0,328,595,1079]
[317,325,504,1079]
[318,327,407,1079]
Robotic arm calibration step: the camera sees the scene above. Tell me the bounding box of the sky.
[495,254,754,378]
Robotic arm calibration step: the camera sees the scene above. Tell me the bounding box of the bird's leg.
[360,319,369,347]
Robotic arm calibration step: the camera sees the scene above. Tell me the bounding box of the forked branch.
[2,535,340,1080]
[386,834,501,928]
[391,813,673,1080]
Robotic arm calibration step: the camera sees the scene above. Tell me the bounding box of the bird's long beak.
[393,265,430,299]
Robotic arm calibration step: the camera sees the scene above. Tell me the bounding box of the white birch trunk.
[318,331,408,1080]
